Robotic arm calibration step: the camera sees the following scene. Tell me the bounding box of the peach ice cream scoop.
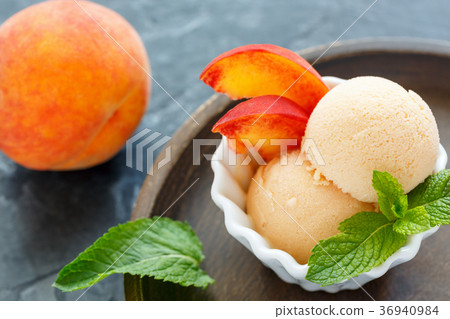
[304,76,439,203]
[247,150,376,264]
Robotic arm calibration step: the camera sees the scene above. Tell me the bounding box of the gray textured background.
[0,0,449,301]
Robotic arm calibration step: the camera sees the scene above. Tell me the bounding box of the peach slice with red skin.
[200,44,328,115]
[212,95,308,161]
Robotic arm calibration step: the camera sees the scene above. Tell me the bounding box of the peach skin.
[0,0,150,170]
[212,95,308,161]
[200,44,328,115]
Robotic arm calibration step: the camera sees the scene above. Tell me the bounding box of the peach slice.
[200,44,328,115]
[212,95,308,161]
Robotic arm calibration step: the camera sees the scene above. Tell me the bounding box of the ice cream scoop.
[304,76,440,202]
[247,150,376,264]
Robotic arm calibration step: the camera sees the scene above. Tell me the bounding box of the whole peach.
[0,0,151,170]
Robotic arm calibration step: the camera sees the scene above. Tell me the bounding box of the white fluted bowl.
[210,76,448,293]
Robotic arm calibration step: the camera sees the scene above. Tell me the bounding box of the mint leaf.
[393,206,431,235]
[338,211,388,234]
[306,212,407,286]
[408,170,450,226]
[372,171,408,220]
[53,217,215,292]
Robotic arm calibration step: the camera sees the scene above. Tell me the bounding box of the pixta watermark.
[126,129,325,175]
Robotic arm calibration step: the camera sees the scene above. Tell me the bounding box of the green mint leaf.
[306,212,407,286]
[338,211,388,233]
[407,169,450,226]
[393,206,431,235]
[53,217,215,292]
[392,196,408,218]
[372,171,408,220]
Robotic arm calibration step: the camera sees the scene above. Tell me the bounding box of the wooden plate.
[124,38,450,301]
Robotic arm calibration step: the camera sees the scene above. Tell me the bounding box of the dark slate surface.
[0,0,449,301]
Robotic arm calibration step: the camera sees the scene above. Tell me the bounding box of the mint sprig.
[307,170,450,286]
[306,212,406,286]
[53,217,215,292]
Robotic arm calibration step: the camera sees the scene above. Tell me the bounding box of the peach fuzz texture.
[304,76,439,202]
[247,149,376,265]
[0,0,150,170]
